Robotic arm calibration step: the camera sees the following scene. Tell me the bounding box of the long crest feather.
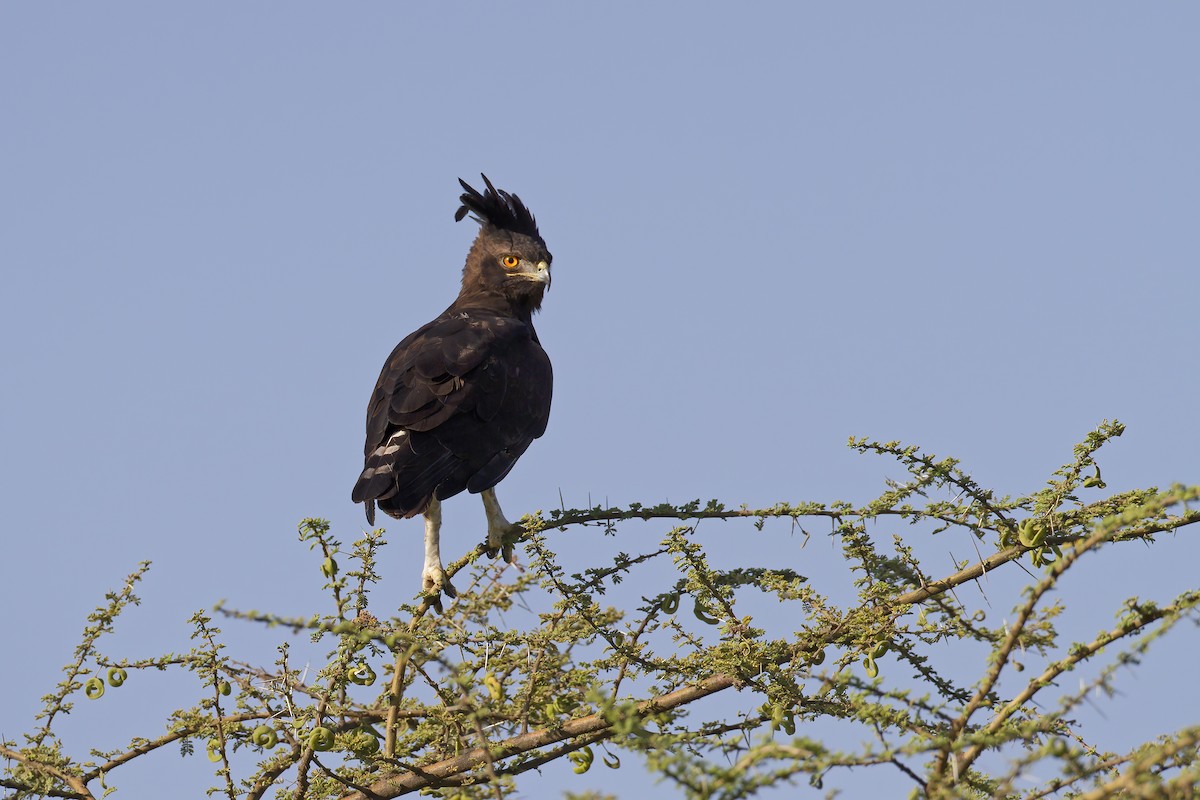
[455,174,541,240]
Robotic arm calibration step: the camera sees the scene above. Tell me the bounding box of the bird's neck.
[451,286,539,323]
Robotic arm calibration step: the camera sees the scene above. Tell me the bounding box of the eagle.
[351,175,553,605]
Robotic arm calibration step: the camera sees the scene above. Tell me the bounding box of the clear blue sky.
[2,4,1198,797]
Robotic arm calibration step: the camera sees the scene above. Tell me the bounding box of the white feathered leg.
[421,497,456,606]
[481,487,521,563]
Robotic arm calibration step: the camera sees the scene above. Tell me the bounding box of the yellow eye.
[501,255,520,269]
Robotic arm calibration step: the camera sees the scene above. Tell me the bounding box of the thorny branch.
[7,421,1200,800]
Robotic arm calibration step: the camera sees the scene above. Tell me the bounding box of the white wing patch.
[380,430,407,457]
[361,431,409,481]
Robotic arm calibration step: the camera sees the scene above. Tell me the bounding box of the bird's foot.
[485,521,524,564]
[421,565,458,613]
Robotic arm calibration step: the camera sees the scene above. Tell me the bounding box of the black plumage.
[352,176,553,530]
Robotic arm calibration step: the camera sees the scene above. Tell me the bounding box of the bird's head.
[456,175,552,314]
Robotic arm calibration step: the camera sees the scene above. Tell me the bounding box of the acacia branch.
[339,673,738,799]
[1073,727,1200,800]
[0,746,95,800]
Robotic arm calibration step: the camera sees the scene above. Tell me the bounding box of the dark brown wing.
[351,308,552,524]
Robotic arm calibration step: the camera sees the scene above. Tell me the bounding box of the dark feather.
[352,177,554,523]
[455,174,541,240]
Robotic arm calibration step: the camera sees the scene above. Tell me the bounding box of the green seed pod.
[693,600,720,625]
[251,725,279,748]
[218,680,232,696]
[661,593,680,614]
[483,673,502,701]
[349,663,376,686]
[603,752,621,769]
[809,648,826,665]
[770,703,786,730]
[321,557,338,578]
[207,739,223,763]
[349,727,380,756]
[107,667,128,687]
[863,656,879,679]
[569,745,594,774]
[309,726,336,751]
[1018,519,1047,548]
[611,631,626,647]
[84,677,105,699]
[781,712,796,736]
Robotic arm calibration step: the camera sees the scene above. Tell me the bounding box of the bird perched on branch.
[351,175,553,606]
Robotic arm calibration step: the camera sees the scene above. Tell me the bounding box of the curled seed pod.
[603,751,621,769]
[483,673,502,701]
[863,656,879,678]
[349,727,380,756]
[611,631,626,647]
[781,712,796,736]
[84,677,106,700]
[251,725,279,748]
[868,641,889,659]
[661,593,680,614]
[569,745,594,774]
[309,726,336,751]
[1049,737,1069,757]
[693,600,720,625]
[1017,519,1047,548]
[107,667,128,687]
[207,739,223,763]
[321,557,338,578]
[810,648,826,665]
[769,704,786,731]
[1083,466,1105,489]
[349,663,376,686]
[218,680,232,696]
